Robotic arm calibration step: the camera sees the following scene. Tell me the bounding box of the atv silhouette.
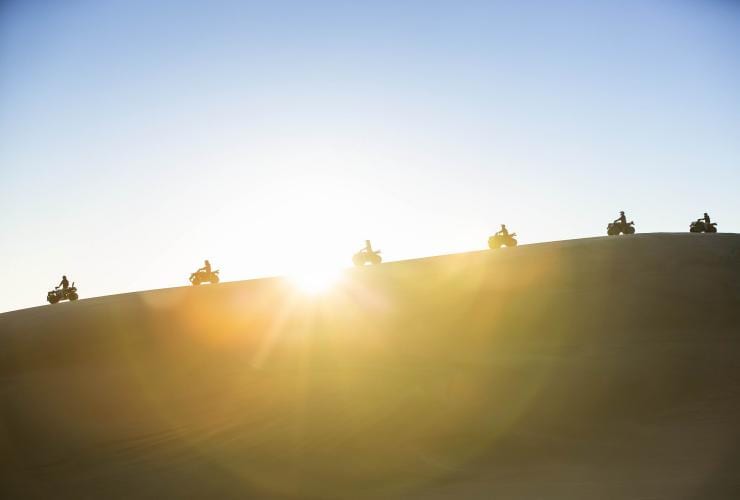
[47,283,79,304]
[689,219,717,233]
[353,240,382,266]
[189,269,220,285]
[607,220,635,236]
[488,232,518,249]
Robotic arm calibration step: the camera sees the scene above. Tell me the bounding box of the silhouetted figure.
[47,276,78,304]
[607,212,635,235]
[690,212,717,233]
[353,240,382,266]
[190,260,219,285]
[489,225,518,249]
[197,260,211,274]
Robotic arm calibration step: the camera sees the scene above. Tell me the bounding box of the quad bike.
[488,232,518,249]
[353,249,382,266]
[607,221,635,236]
[689,220,717,233]
[190,269,220,285]
[47,283,79,304]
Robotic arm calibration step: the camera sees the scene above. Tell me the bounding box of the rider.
[614,211,627,226]
[702,212,711,226]
[197,260,211,275]
[495,224,509,238]
[59,275,69,290]
[361,240,374,254]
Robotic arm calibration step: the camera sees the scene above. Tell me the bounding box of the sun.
[289,266,343,294]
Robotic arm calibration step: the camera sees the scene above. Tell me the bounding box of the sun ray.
[289,266,343,295]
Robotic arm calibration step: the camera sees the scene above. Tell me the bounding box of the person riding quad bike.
[607,211,636,235]
[352,240,382,266]
[488,224,518,249]
[689,212,717,233]
[47,276,79,304]
[199,260,212,275]
[615,211,627,226]
[190,259,220,285]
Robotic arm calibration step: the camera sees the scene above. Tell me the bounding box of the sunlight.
[289,266,343,294]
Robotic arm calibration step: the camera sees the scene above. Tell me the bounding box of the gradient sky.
[1,0,739,313]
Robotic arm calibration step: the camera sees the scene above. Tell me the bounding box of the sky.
[1,0,739,312]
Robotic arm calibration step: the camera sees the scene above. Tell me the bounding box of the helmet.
[620,211,625,215]
[62,275,67,279]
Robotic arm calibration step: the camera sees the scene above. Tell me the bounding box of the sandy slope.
[1,233,739,499]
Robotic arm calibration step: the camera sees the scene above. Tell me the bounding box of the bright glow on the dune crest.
[289,266,343,294]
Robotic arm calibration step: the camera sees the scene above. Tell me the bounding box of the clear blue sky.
[1,0,739,312]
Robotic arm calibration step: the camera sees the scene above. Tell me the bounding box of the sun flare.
[289,267,343,294]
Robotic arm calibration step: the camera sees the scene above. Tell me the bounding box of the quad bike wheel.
[507,238,518,247]
[624,225,635,235]
[191,278,201,286]
[211,274,220,284]
[707,225,717,233]
[68,293,79,301]
[47,295,60,305]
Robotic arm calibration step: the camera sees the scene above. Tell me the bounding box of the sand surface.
[1,233,739,499]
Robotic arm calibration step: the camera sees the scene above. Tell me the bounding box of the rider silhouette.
[614,211,627,225]
[495,224,509,237]
[198,260,211,274]
[702,212,711,225]
[361,240,374,253]
[59,275,69,290]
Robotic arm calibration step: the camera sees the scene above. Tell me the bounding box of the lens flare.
[289,266,342,294]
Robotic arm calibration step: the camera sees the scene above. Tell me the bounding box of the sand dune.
[1,233,739,499]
